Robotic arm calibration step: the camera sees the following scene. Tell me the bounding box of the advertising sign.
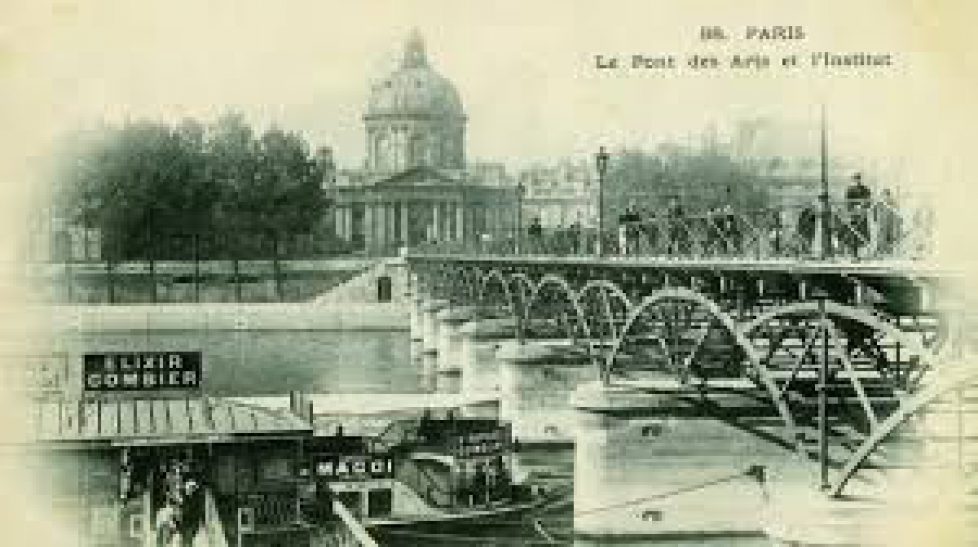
[83,351,202,392]
[314,456,393,480]
[454,428,509,457]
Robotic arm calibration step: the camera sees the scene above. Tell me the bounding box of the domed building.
[332,31,517,254]
[364,31,466,172]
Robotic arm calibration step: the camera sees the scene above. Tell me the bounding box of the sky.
[0,2,975,539]
[0,0,975,233]
[1,0,970,170]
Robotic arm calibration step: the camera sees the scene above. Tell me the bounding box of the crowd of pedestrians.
[517,175,918,261]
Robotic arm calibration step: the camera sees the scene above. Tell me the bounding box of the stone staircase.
[313,258,407,304]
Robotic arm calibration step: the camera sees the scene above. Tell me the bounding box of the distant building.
[517,160,596,228]
[331,32,516,254]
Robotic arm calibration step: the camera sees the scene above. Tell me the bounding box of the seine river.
[57,328,769,546]
[56,329,421,395]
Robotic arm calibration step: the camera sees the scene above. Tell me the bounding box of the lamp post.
[595,146,610,256]
[515,181,525,254]
[819,104,832,260]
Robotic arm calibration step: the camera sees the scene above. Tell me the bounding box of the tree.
[602,145,774,220]
[207,112,259,257]
[52,112,331,261]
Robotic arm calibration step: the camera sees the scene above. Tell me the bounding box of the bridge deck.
[407,254,956,279]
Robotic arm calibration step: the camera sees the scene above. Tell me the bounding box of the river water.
[54,329,420,396]
[59,328,770,546]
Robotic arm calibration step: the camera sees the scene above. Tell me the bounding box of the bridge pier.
[435,306,480,373]
[409,292,426,342]
[571,380,789,540]
[495,339,593,445]
[458,318,515,396]
[420,299,450,356]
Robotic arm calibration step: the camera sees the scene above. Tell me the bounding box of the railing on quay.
[411,197,935,263]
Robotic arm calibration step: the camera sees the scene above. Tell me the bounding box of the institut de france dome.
[332,31,516,255]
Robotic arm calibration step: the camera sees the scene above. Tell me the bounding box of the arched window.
[375,133,391,171]
[409,134,425,168]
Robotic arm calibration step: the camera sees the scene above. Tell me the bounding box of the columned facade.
[328,31,515,256]
[335,177,516,255]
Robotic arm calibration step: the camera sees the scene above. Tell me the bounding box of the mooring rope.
[572,465,766,518]
[529,465,768,544]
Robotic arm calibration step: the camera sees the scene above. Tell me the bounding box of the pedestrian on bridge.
[640,208,658,254]
[797,205,819,257]
[768,208,784,257]
[618,203,641,256]
[666,197,686,256]
[568,219,582,255]
[874,188,901,257]
[844,173,872,259]
[527,217,543,254]
[704,206,722,256]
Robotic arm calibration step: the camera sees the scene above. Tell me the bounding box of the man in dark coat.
[666,197,686,255]
[797,205,818,256]
[179,478,205,546]
[844,173,872,259]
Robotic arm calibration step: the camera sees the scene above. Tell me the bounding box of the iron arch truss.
[407,255,958,501]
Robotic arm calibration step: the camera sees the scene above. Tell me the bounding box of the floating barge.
[21,390,531,546]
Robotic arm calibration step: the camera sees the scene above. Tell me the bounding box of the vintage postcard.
[0,0,975,545]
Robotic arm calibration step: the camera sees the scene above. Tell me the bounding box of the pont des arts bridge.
[402,199,978,544]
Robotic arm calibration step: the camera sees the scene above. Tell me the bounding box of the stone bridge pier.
[407,252,970,543]
[435,306,480,374]
[409,290,426,344]
[458,317,514,396]
[496,339,593,445]
[420,298,449,357]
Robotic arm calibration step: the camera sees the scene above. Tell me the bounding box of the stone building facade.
[517,160,597,229]
[332,32,517,255]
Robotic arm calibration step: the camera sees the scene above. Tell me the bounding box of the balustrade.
[411,197,934,263]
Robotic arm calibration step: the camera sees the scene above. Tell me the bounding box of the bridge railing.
[412,197,935,262]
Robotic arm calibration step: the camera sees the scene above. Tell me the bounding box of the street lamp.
[819,104,832,260]
[515,181,525,254]
[595,146,610,256]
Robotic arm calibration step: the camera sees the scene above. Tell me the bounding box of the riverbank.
[40,302,410,332]
[27,258,376,304]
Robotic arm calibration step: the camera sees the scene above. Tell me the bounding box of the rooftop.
[27,396,312,447]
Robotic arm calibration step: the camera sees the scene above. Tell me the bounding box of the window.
[129,514,145,539]
[260,457,291,481]
[377,276,392,302]
[641,423,663,438]
[641,509,663,522]
[238,507,255,532]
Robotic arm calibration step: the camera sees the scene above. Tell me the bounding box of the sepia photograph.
[0,1,975,545]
